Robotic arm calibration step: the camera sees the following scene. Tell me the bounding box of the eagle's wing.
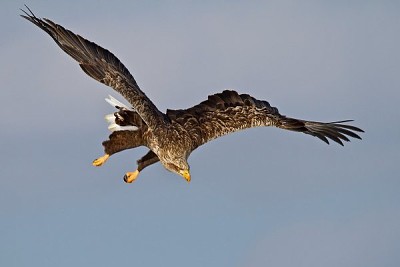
[21,7,166,130]
[167,90,363,149]
[167,90,281,148]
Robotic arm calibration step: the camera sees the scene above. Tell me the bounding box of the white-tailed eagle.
[21,7,363,183]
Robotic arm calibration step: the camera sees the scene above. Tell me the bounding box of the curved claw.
[124,170,140,183]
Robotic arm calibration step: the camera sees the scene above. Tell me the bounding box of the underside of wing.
[167,90,281,148]
[21,6,166,130]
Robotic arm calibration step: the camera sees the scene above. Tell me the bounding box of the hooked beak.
[179,169,191,183]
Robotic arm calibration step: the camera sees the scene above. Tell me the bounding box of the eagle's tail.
[276,116,364,146]
[104,95,142,132]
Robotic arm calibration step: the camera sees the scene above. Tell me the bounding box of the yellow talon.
[92,154,110,167]
[124,170,140,183]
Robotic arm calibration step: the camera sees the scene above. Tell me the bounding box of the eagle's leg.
[93,130,144,167]
[124,150,160,183]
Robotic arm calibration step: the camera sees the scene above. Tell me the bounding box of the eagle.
[21,7,363,183]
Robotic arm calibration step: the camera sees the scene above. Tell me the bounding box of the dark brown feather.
[137,150,160,172]
[21,7,166,131]
[277,118,364,146]
[102,130,144,155]
[166,90,363,148]
[167,90,281,148]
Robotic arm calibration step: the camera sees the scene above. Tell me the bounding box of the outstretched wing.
[167,90,363,149]
[21,6,166,130]
[167,90,281,148]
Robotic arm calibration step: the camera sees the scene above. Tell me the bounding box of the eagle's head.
[164,160,191,183]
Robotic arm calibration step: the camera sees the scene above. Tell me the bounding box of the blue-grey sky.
[1,1,399,266]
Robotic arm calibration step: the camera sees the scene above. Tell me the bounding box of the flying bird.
[21,7,363,183]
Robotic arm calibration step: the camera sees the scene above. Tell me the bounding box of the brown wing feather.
[21,7,166,130]
[167,90,363,149]
[277,118,363,146]
[167,90,281,149]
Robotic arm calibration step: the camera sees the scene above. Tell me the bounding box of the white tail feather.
[104,97,138,132]
[105,95,130,109]
[108,123,138,132]
[104,113,115,123]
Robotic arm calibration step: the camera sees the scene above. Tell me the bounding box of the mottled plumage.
[21,7,363,183]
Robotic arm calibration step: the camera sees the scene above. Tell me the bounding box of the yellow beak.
[179,169,191,183]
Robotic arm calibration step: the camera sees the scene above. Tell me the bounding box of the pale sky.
[1,1,399,266]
